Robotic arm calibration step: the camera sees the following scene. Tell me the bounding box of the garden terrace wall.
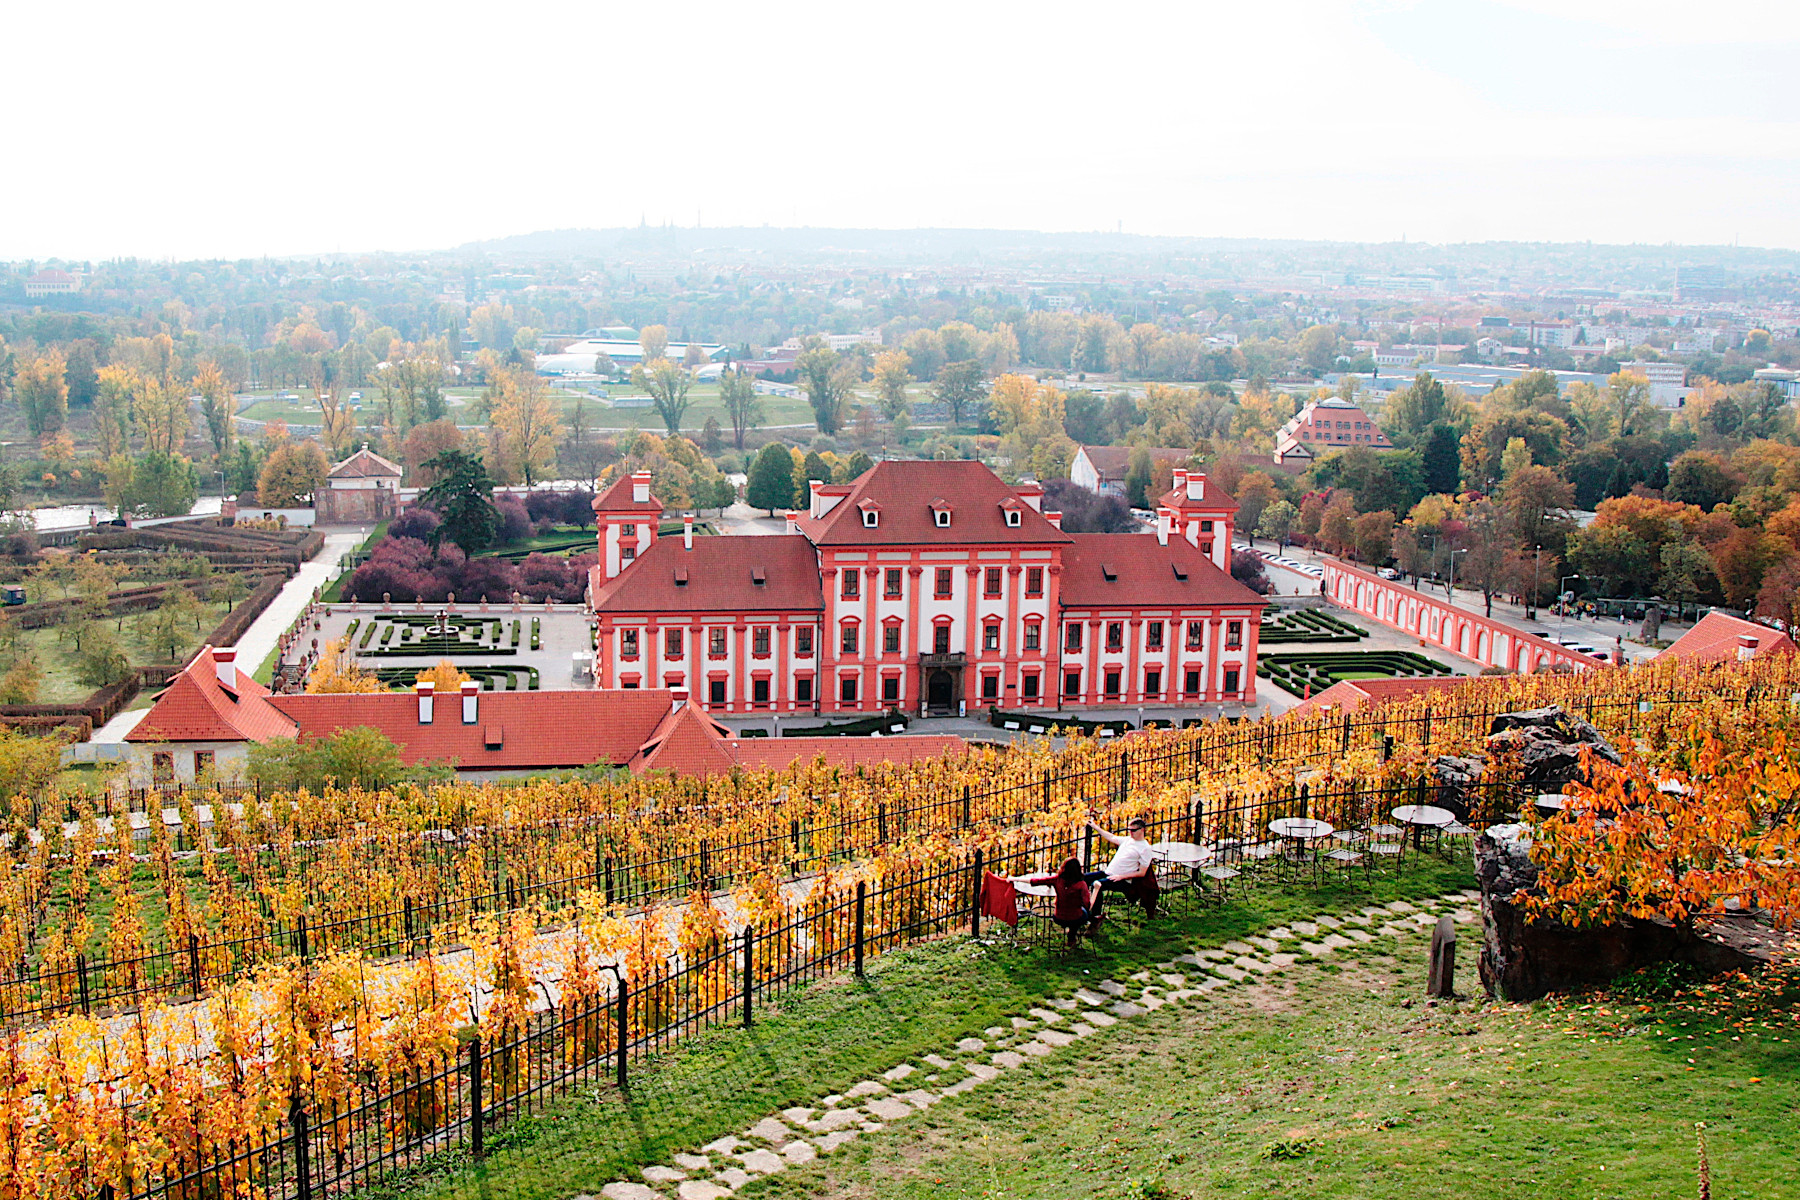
[1321,558,1605,674]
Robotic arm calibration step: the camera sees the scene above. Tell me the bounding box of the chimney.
[1171,468,1187,497]
[631,470,652,504]
[671,689,688,711]
[1186,472,1206,501]
[1045,510,1063,529]
[1737,633,1759,662]
[461,679,479,724]
[809,478,825,520]
[416,681,434,724]
[1155,510,1169,546]
[213,647,237,689]
[684,514,694,550]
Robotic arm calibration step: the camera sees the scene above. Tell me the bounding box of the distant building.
[1675,265,1738,303]
[1526,321,1578,349]
[1275,398,1392,463]
[1474,336,1506,363]
[1071,446,1192,499]
[1621,361,1690,408]
[1752,368,1799,400]
[535,338,729,375]
[24,269,80,297]
[777,331,882,353]
[315,446,403,524]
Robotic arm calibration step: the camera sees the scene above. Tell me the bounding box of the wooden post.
[605,857,615,905]
[877,801,887,844]
[77,954,89,1015]
[296,913,309,961]
[1042,770,1051,811]
[188,933,202,994]
[962,785,971,827]
[1427,915,1457,999]
[853,881,866,976]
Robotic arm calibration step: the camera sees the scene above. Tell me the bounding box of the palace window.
[1186,621,1203,650]
[981,674,999,699]
[709,680,727,705]
[983,622,1001,651]
[1022,673,1040,700]
[984,567,1002,597]
[1063,671,1082,697]
[1026,567,1044,596]
[620,628,640,657]
[753,679,771,704]
[753,626,771,655]
[935,568,953,598]
[1184,669,1201,696]
[840,676,859,704]
[1146,620,1164,651]
[795,677,814,703]
[885,568,903,598]
[709,628,727,656]
[841,624,859,654]
[1144,669,1161,699]
[1105,622,1124,653]
[1023,622,1041,651]
[795,626,814,656]
[1226,620,1243,649]
[1223,668,1241,694]
[663,629,684,659]
[883,676,901,702]
[883,624,902,654]
[1065,623,1083,652]
[842,571,859,600]
[1104,670,1122,697]
[933,624,952,654]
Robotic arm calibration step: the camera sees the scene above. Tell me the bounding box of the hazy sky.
[8,0,1799,260]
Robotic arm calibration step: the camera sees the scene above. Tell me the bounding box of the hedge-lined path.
[233,530,363,673]
[582,890,1481,1200]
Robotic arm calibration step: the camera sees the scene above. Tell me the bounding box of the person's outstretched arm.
[1088,821,1124,847]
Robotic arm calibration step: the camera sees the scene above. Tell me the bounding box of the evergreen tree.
[1422,422,1462,495]
[745,443,796,515]
[420,449,499,555]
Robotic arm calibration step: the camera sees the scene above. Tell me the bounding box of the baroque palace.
[588,459,1267,717]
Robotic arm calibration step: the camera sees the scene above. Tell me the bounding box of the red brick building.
[587,460,1266,716]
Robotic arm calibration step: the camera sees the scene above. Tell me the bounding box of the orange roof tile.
[127,647,298,743]
[1285,675,1471,719]
[591,535,823,614]
[1657,611,1797,664]
[793,460,1070,546]
[1060,533,1266,609]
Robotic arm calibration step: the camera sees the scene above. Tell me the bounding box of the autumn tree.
[134,376,190,454]
[796,344,854,435]
[638,325,669,363]
[307,638,385,693]
[257,440,331,507]
[416,658,472,694]
[934,359,986,428]
[1256,499,1297,549]
[1459,498,1512,616]
[316,389,357,459]
[469,303,518,351]
[14,349,68,437]
[746,442,796,515]
[718,366,763,450]
[193,361,233,458]
[871,349,912,426]
[491,367,561,485]
[632,356,694,436]
[93,365,138,458]
[401,419,465,485]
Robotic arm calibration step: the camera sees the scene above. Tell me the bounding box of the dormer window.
[863,509,879,528]
[1005,510,1021,528]
[935,510,951,528]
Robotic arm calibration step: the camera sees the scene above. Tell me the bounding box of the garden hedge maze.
[1256,649,1453,695]
[1257,607,1368,644]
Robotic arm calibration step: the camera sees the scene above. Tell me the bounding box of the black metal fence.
[5,687,1754,1025]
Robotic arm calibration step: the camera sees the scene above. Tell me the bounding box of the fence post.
[741,927,754,1028]
[853,881,866,977]
[1083,824,1094,869]
[468,1035,484,1158]
[290,1092,312,1200]
[877,801,887,843]
[700,840,711,888]
[404,897,414,947]
[188,933,202,994]
[970,849,983,937]
[77,954,89,1016]
[1042,770,1051,811]
[1341,715,1351,756]
[605,857,615,905]
[962,785,971,827]
[1118,752,1130,802]
[1422,708,1431,747]
[614,980,629,1092]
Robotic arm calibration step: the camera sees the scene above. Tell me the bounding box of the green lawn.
[14,595,234,703]
[380,856,1796,1200]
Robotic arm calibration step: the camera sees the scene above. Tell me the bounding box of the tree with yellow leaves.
[414,659,471,694]
[317,389,357,459]
[14,349,68,437]
[134,376,190,454]
[194,362,233,458]
[490,367,561,485]
[93,365,139,458]
[306,638,385,693]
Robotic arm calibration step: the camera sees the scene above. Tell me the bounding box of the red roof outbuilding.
[1657,612,1797,665]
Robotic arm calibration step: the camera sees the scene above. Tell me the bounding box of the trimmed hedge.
[1256,649,1453,695]
[986,707,1133,736]
[1257,607,1367,645]
[780,709,911,737]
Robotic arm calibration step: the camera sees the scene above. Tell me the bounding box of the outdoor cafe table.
[1010,876,1055,898]
[1268,818,1334,872]
[1151,841,1214,866]
[1391,803,1454,848]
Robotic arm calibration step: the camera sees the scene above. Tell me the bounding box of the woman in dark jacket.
[1030,856,1093,947]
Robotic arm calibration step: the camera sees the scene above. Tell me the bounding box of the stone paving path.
[582,889,1484,1200]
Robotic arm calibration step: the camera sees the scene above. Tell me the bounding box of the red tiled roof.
[590,535,823,613]
[127,647,298,743]
[631,704,741,774]
[1078,446,1191,480]
[593,472,665,514]
[1657,611,1797,664]
[266,689,676,769]
[328,447,403,479]
[793,461,1071,546]
[1285,675,1470,719]
[1059,534,1267,609]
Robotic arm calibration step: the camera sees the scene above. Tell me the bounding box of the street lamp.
[1446,548,1468,606]
[1527,545,1541,621]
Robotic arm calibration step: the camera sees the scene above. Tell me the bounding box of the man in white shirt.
[1083,817,1156,925]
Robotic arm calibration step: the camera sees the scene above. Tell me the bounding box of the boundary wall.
[1320,558,1605,674]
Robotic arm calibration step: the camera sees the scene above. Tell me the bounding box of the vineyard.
[1,653,1798,1200]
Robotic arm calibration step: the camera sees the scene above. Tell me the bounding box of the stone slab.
[781,1141,817,1165]
[1069,1022,1097,1037]
[715,1169,751,1190]
[900,1088,939,1108]
[602,1185,660,1200]
[1213,965,1247,982]
[1111,1001,1146,1018]
[673,1153,713,1172]
[1292,921,1319,936]
[746,1117,792,1144]
[1074,988,1109,1006]
[643,1165,688,1183]
[1019,1039,1052,1057]
[1161,973,1188,988]
[678,1184,730,1200]
[921,1054,953,1069]
[1248,936,1280,952]
[1099,979,1128,996]
[817,1130,857,1153]
[955,1037,987,1053]
[1085,1011,1118,1027]
[845,1079,889,1098]
[738,1149,785,1175]
[1222,940,1254,954]
[882,1063,916,1082]
[1028,1007,1066,1023]
[701,1136,742,1155]
[864,1097,914,1122]
[965,1062,1001,1081]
